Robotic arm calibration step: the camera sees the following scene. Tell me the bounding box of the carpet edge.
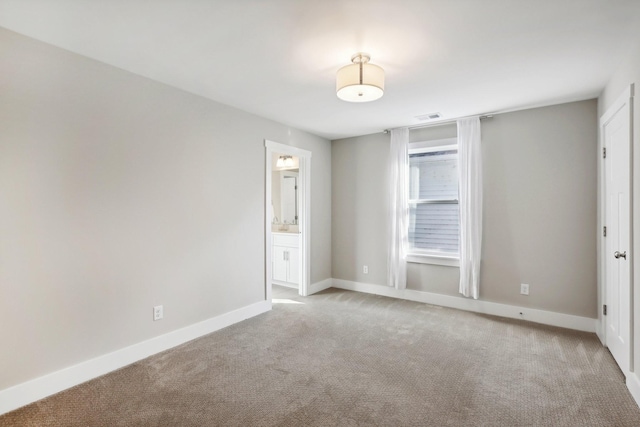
[0,299,271,416]
[332,279,597,332]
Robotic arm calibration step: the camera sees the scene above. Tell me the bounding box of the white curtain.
[388,127,409,289]
[457,117,482,299]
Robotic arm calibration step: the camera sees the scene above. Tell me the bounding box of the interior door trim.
[265,140,312,301]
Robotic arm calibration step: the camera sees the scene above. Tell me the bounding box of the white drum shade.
[336,54,384,102]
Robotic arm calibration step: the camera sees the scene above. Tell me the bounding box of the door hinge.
[603,304,607,316]
[603,147,607,159]
[603,226,607,237]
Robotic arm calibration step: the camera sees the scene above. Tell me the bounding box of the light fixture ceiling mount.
[336,52,385,103]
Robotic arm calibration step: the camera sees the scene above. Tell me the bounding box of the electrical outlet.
[363,265,369,274]
[153,305,163,321]
[520,284,529,296]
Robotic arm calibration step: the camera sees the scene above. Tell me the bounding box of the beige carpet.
[2,286,640,426]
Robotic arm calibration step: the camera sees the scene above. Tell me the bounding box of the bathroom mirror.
[280,171,298,224]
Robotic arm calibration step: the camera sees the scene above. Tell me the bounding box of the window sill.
[406,253,460,267]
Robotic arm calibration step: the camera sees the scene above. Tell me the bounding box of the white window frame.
[407,138,460,267]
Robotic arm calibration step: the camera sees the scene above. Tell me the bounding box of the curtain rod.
[383,114,493,134]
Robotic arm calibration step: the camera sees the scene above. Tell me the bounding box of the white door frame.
[598,84,634,373]
[265,140,312,301]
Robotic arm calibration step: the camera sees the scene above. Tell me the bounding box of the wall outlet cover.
[153,305,163,321]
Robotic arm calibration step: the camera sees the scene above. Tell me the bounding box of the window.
[407,139,459,264]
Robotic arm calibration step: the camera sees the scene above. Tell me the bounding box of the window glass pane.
[408,203,459,253]
[409,150,458,200]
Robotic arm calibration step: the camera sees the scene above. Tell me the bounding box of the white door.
[602,86,632,374]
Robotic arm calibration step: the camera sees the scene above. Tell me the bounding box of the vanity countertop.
[271,224,300,234]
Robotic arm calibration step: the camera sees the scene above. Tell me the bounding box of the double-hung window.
[407,138,459,265]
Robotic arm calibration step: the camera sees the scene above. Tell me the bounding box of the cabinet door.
[287,246,299,284]
[272,245,288,282]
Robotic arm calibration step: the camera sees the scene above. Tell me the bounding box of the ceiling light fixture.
[336,53,384,102]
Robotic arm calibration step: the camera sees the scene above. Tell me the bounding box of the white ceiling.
[1,0,640,140]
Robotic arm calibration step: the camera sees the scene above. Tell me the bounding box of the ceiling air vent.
[415,112,442,121]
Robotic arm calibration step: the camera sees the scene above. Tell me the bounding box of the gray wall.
[332,100,598,318]
[598,39,640,381]
[0,28,331,390]
[332,133,389,284]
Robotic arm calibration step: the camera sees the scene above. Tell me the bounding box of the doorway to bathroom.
[264,140,311,301]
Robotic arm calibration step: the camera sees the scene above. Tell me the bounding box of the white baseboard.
[0,281,606,415]
[308,278,332,295]
[0,300,271,416]
[332,279,597,333]
[627,373,640,409]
